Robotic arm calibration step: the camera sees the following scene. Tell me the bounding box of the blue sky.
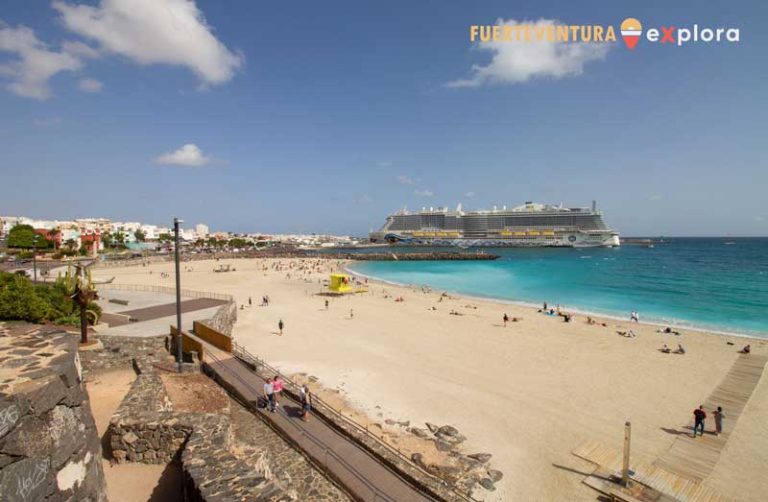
[1,0,766,236]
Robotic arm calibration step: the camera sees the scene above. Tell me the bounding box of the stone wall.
[0,330,107,502]
[78,334,168,379]
[201,301,237,337]
[107,360,289,500]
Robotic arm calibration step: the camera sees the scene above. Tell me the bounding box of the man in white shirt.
[263,380,275,412]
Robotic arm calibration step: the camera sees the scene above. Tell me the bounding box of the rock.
[435,431,466,445]
[408,427,430,439]
[468,453,492,464]
[479,478,496,491]
[123,431,138,445]
[397,420,410,427]
[0,415,52,457]
[437,425,460,437]
[0,458,53,502]
[435,439,455,452]
[384,419,396,425]
[458,456,481,471]
[487,469,504,482]
[410,453,426,468]
[425,422,440,433]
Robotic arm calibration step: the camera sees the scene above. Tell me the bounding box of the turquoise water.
[348,238,768,337]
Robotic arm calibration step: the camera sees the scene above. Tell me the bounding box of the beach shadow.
[100,429,113,460]
[661,426,700,436]
[270,331,282,336]
[551,463,614,481]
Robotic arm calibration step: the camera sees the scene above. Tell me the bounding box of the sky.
[1,0,766,236]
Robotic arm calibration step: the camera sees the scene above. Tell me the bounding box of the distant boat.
[646,244,655,248]
[724,241,735,245]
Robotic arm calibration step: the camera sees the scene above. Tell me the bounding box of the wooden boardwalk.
[653,354,768,482]
[188,333,442,502]
[118,298,227,322]
[573,354,768,501]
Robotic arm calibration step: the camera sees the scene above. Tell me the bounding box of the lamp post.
[174,218,184,372]
[32,233,40,285]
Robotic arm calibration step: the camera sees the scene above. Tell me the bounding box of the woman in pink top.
[272,376,284,406]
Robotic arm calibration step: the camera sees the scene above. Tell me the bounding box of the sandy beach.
[98,257,768,501]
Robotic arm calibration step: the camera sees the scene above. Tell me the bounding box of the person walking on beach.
[248,296,252,307]
[278,319,284,336]
[273,375,284,407]
[714,406,725,436]
[263,379,276,412]
[630,311,639,322]
[300,384,312,422]
[693,405,707,437]
[503,313,509,327]
[349,308,354,319]
[325,299,329,310]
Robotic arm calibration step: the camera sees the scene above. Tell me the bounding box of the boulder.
[467,453,492,464]
[437,425,460,437]
[479,477,496,491]
[425,422,440,433]
[488,469,504,482]
[410,453,426,469]
[408,427,430,439]
[435,439,455,452]
[435,431,466,445]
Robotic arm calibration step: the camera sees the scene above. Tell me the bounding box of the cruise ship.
[370,201,620,248]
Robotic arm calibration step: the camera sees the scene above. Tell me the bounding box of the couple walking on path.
[693,405,725,437]
[262,375,313,422]
[263,375,284,412]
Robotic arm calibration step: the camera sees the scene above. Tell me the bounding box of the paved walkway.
[118,298,228,322]
[191,334,438,502]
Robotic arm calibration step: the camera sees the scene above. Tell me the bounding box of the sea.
[347,238,768,338]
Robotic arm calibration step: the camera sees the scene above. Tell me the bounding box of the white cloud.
[154,143,213,167]
[0,23,82,99]
[447,19,609,87]
[415,189,434,197]
[464,191,476,198]
[62,40,100,59]
[78,77,103,93]
[649,194,663,201]
[53,0,244,86]
[33,116,62,127]
[397,175,415,185]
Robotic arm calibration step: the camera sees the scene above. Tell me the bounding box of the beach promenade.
[187,331,448,502]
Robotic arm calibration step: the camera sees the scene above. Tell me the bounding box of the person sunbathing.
[661,344,671,353]
[740,344,751,354]
[674,344,686,354]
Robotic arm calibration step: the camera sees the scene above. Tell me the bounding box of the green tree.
[101,232,113,248]
[7,224,37,249]
[0,273,49,322]
[134,229,146,242]
[158,233,173,243]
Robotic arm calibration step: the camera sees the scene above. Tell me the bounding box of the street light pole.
[174,218,184,372]
[32,234,39,285]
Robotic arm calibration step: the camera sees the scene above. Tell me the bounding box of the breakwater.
[320,252,500,261]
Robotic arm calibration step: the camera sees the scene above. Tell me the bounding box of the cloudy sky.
[1,0,766,236]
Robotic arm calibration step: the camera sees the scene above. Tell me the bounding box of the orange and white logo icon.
[621,18,642,49]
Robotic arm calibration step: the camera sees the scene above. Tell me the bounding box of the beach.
[98,257,768,501]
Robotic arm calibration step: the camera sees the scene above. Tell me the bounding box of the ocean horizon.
[347,237,768,337]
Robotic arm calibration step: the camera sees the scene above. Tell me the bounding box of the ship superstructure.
[370,201,620,247]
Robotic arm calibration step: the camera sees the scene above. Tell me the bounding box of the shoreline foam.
[346,263,767,340]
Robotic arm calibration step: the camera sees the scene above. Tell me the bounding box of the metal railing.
[203,347,401,502]
[97,283,234,302]
[231,342,478,502]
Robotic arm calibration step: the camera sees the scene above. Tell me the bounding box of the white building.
[195,223,209,238]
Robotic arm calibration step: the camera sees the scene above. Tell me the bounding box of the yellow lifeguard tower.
[329,273,354,294]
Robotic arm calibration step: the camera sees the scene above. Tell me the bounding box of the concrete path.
[193,335,439,502]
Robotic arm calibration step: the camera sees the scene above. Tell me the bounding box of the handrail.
[203,348,401,502]
[97,283,234,302]
[231,342,478,502]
